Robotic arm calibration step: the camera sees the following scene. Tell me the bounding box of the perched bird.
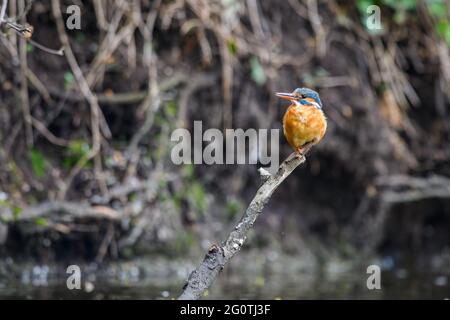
[276,88,327,154]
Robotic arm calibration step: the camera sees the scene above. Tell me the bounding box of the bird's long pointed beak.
[275,92,297,101]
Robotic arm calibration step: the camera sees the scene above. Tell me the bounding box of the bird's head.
[275,88,323,109]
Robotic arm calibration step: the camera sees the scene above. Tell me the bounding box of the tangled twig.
[51,0,110,199]
[0,0,7,27]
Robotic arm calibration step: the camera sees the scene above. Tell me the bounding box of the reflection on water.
[0,253,448,299]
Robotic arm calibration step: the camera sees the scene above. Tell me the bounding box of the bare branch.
[0,0,8,27]
[178,152,306,300]
[2,201,121,222]
[51,0,111,199]
[27,38,64,56]
[18,0,33,147]
[376,174,450,203]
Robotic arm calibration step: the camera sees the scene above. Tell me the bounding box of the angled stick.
[178,151,307,300]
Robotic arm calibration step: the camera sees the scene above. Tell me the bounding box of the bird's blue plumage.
[294,88,323,108]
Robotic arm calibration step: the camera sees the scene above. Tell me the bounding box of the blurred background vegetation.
[0,0,449,299]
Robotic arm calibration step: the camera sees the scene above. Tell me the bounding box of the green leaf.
[182,164,194,178]
[436,20,450,44]
[250,56,266,86]
[382,0,416,10]
[446,25,450,45]
[64,140,91,168]
[13,206,22,219]
[357,0,374,15]
[188,182,207,212]
[165,101,178,117]
[35,217,48,226]
[29,149,46,178]
[443,26,450,45]
[393,10,407,25]
[399,0,416,10]
[154,114,167,126]
[427,0,446,18]
[226,200,242,219]
[254,275,265,287]
[64,72,75,90]
[227,39,238,56]
[68,140,90,156]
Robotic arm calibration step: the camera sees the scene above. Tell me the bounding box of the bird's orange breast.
[283,104,327,151]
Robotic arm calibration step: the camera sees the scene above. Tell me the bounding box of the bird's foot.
[296,142,314,156]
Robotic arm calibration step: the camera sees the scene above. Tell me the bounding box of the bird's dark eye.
[300,94,306,99]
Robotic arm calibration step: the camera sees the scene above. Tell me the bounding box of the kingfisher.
[276,88,327,155]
